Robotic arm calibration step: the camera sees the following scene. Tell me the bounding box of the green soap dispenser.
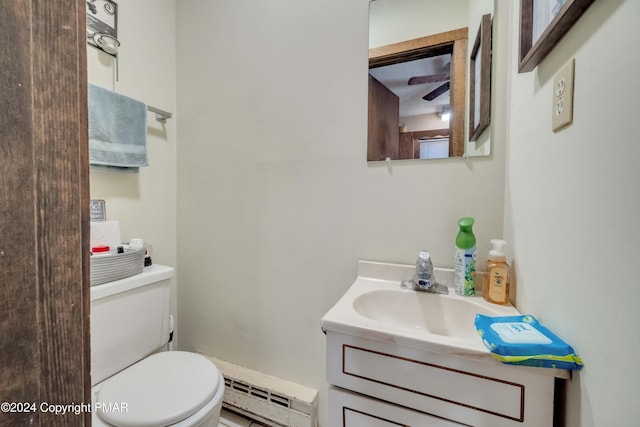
[454,217,477,296]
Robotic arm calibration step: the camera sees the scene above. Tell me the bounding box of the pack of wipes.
[474,314,583,370]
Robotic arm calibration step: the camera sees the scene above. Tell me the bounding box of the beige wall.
[500,0,640,425]
[88,1,178,325]
[176,0,505,424]
[401,113,446,132]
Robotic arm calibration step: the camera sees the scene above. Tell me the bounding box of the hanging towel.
[88,84,148,170]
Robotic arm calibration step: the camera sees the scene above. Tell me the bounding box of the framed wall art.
[519,0,595,72]
[469,14,492,142]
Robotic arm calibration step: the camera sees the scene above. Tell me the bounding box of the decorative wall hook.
[87,0,119,56]
[93,33,120,55]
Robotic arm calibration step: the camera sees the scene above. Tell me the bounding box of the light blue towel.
[88,84,148,170]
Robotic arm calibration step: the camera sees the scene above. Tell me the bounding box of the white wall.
[369,0,469,48]
[176,0,506,425]
[88,1,178,326]
[500,0,640,425]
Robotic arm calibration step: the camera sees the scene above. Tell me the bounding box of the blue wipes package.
[474,314,583,370]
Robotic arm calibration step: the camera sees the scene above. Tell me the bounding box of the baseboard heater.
[206,356,318,427]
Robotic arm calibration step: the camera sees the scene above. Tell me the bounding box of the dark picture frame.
[519,0,595,73]
[469,14,492,143]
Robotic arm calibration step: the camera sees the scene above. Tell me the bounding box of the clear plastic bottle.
[483,239,510,305]
[454,217,477,296]
[414,250,434,289]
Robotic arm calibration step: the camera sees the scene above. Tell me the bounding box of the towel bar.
[147,105,172,123]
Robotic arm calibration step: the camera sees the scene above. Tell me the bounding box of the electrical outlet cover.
[552,58,575,132]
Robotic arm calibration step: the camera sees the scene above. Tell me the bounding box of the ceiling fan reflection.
[407,73,451,101]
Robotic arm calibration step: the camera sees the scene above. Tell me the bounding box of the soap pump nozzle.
[489,239,507,261]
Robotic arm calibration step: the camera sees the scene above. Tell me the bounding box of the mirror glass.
[368,0,494,162]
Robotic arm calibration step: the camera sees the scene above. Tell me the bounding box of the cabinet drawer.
[326,332,556,427]
[330,387,463,427]
[343,344,523,419]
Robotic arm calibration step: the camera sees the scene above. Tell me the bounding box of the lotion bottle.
[483,239,510,305]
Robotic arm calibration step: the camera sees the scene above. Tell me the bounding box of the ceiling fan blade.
[422,82,450,101]
[408,74,450,85]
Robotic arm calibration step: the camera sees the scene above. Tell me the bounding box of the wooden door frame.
[1,1,90,425]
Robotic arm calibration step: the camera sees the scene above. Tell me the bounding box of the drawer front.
[326,332,555,427]
[343,344,522,420]
[330,387,464,427]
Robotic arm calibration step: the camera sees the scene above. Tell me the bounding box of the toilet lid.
[96,351,220,427]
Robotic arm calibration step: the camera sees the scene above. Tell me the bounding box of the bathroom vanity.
[321,261,569,426]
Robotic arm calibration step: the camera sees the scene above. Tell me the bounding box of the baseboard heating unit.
[207,356,318,427]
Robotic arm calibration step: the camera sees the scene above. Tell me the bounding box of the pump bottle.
[483,239,510,305]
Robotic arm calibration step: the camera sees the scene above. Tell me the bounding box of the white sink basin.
[321,260,521,357]
[353,289,507,340]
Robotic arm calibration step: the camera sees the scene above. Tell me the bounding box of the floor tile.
[218,408,252,427]
[219,408,269,427]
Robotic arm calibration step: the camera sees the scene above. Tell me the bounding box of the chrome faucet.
[401,251,449,294]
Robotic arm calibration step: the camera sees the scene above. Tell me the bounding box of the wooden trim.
[77,2,91,423]
[519,0,596,72]
[449,38,467,157]
[0,3,40,425]
[0,1,90,425]
[413,129,450,140]
[369,28,468,67]
[342,344,526,422]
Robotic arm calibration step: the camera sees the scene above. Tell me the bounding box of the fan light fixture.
[439,106,451,122]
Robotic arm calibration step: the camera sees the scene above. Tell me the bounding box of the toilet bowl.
[91,352,224,427]
[90,265,224,426]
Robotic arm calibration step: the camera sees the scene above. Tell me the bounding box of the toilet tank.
[90,264,174,385]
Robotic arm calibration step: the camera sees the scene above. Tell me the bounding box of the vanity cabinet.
[326,332,560,427]
[322,261,568,426]
[398,132,416,160]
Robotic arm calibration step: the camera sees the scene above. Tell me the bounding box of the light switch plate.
[552,58,575,132]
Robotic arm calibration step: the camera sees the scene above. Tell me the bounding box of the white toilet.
[90,265,224,427]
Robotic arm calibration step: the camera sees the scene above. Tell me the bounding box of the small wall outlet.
[552,58,575,132]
